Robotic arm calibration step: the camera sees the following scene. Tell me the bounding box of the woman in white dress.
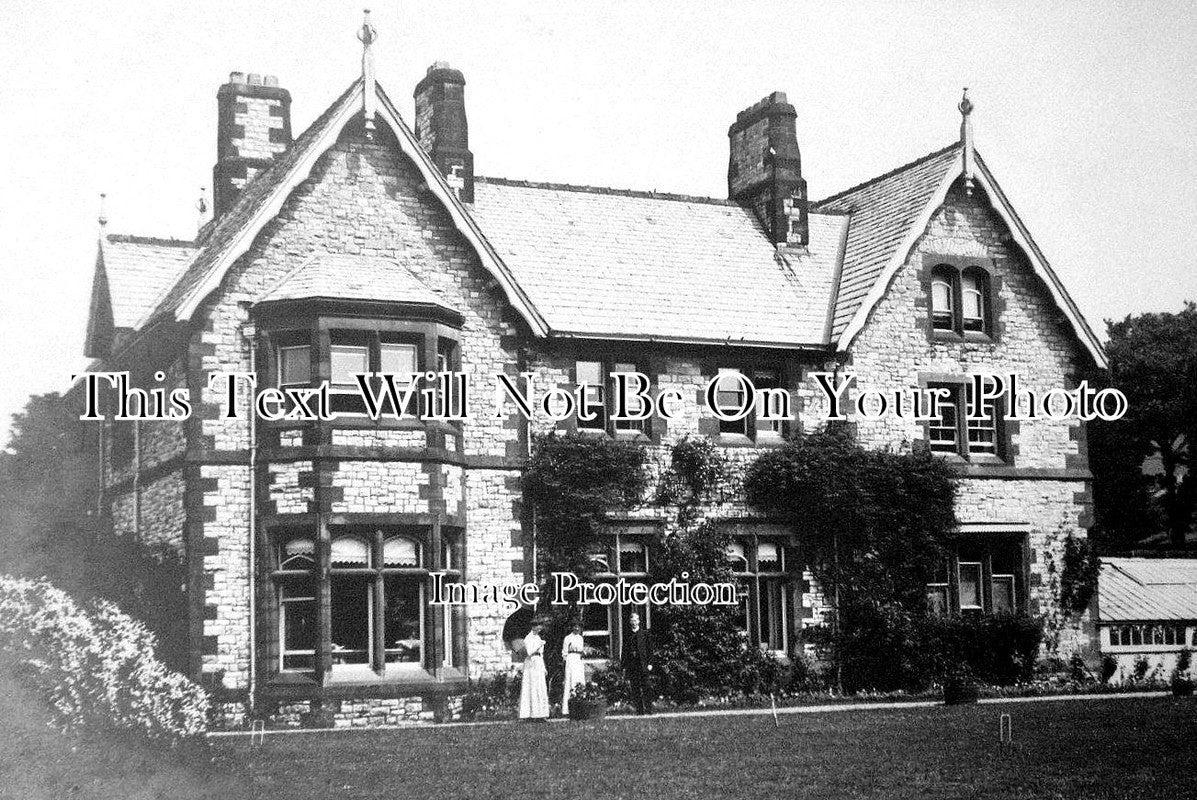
[519,619,550,721]
[561,621,586,716]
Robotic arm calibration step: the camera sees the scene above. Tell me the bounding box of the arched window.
[756,542,783,572]
[619,539,648,574]
[383,536,420,568]
[330,536,371,568]
[276,536,317,672]
[586,541,612,573]
[961,268,989,333]
[279,537,316,570]
[930,266,956,330]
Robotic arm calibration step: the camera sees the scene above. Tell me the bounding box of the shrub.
[1175,648,1192,679]
[1100,654,1118,684]
[745,429,958,691]
[0,575,208,743]
[920,613,1043,686]
[1059,534,1099,616]
[460,671,521,720]
[569,682,607,704]
[590,665,631,705]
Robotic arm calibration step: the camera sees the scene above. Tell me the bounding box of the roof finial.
[959,88,975,195]
[98,192,108,228]
[196,187,210,231]
[358,8,378,140]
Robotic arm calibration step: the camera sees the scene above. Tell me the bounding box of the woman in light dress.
[561,621,586,715]
[519,619,550,721]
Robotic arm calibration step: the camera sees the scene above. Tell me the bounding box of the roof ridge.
[476,176,735,206]
[813,142,960,208]
[106,234,196,248]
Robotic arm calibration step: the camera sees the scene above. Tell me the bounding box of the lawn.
[4,691,1195,799]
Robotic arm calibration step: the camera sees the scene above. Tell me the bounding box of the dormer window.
[927,260,993,337]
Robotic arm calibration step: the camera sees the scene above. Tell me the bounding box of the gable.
[83,248,114,359]
[84,234,195,358]
[816,146,1107,369]
[145,80,547,340]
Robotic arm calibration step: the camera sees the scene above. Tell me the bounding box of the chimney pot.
[264,74,279,87]
[429,61,451,73]
[247,73,263,86]
[229,71,246,84]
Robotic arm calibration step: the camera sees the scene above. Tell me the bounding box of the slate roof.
[470,178,847,347]
[99,235,196,328]
[258,254,459,313]
[1098,558,1197,622]
[98,77,1102,364]
[813,144,960,340]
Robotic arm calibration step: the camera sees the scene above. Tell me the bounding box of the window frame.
[267,526,457,682]
[925,535,1027,617]
[571,358,652,439]
[923,377,1008,463]
[709,364,792,443]
[925,258,995,339]
[261,319,464,428]
[582,529,655,662]
[1106,624,1191,650]
[725,535,793,654]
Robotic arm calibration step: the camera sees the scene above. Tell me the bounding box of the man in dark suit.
[621,611,653,714]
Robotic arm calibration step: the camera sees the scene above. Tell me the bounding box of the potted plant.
[1172,649,1193,697]
[943,665,979,706]
[568,682,608,721]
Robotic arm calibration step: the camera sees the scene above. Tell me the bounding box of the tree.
[0,392,95,587]
[1100,302,1197,547]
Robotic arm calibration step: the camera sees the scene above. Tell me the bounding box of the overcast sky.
[0,1,1195,443]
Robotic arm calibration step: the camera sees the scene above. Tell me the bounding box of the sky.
[0,1,1195,443]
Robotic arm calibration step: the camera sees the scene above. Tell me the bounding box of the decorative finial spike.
[98,192,108,228]
[196,187,210,232]
[958,87,975,195]
[958,87,973,118]
[358,8,379,140]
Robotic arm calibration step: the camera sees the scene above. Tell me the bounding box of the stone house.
[75,30,1107,726]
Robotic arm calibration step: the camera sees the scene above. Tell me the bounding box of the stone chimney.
[414,62,474,203]
[728,92,808,246]
[212,72,292,218]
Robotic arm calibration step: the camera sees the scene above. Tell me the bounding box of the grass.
[4,685,1195,799]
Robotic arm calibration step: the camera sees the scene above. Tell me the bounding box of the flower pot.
[943,678,979,706]
[1172,678,1194,697]
[568,699,607,721]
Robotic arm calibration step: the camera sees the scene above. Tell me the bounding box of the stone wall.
[185,119,529,709]
[842,182,1093,656]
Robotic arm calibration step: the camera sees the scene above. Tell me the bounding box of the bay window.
[270,527,451,680]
